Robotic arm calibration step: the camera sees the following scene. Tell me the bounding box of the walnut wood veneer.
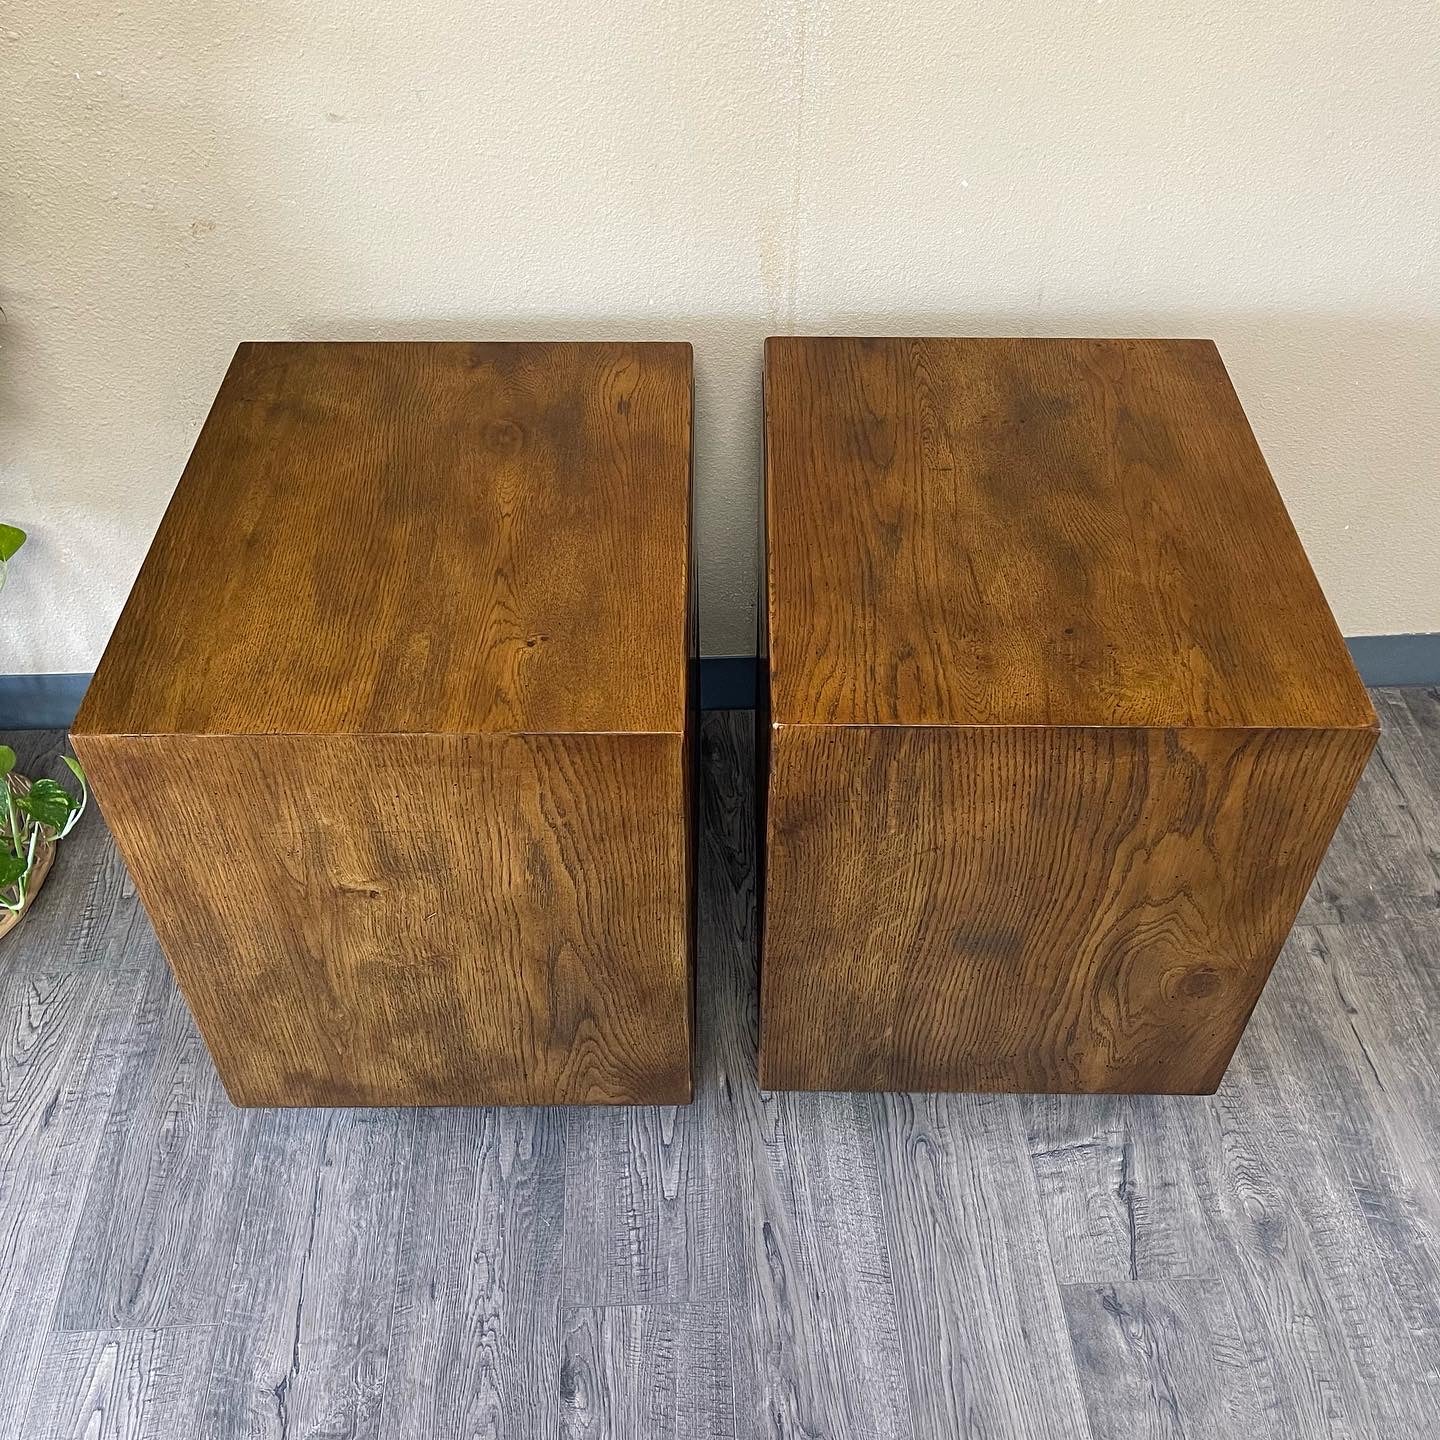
[74,340,695,1107]
[759,336,1376,1094]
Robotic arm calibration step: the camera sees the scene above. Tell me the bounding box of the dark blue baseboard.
[698,657,758,710]
[0,666,765,727]
[2,637,1436,728]
[697,640,1440,707]
[1342,634,1440,688]
[0,672,92,729]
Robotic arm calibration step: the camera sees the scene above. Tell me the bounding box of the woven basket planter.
[0,775,57,941]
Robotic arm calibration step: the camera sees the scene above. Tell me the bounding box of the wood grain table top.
[764,336,1375,733]
[76,340,693,739]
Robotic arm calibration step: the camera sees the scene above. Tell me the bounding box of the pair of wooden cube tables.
[72,337,1376,1108]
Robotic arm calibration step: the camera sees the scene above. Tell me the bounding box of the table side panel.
[759,721,1376,1094]
[73,729,693,1106]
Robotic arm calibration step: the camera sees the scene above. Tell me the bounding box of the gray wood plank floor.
[2,693,1438,1439]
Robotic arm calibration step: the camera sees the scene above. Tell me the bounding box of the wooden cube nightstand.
[73,340,695,1107]
[759,336,1376,1095]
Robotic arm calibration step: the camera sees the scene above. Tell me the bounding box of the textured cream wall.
[3,1,1437,671]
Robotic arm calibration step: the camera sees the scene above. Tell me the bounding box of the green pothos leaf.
[0,746,15,778]
[15,778,74,830]
[0,851,29,888]
[0,525,24,563]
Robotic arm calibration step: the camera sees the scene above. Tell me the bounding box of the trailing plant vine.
[0,745,87,915]
[0,522,90,919]
[0,522,23,594]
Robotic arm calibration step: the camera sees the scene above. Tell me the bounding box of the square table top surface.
[763,335,1374,733]
[76,340,693,739]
